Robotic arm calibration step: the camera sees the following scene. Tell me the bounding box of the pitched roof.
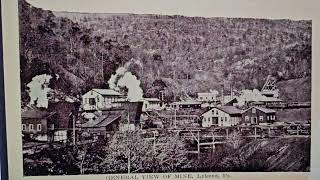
[80,114,121,128]
[243,106,276,114]
[21,109,54,119]
[144,98,161,102]
[201,106,242,116]
[263,97,282,102]
[217,106,242,115]
[173,100,201,105]
[92,89,122,96]
[198,92,218,96]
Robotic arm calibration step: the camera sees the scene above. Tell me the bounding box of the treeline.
[20,0,312,103]
[55,12,311,99]
[19,0,133,105]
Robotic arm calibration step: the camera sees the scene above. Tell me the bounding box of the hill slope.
[19,0,134,105]
[54,11,311,100]
[19,0,312,104]
[217,137,310,171]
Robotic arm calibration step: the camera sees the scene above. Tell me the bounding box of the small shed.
[241,106,276,125]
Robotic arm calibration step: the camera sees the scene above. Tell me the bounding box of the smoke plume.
[27,74,52,108]
[108,65,143,102]
[236,89,269,106]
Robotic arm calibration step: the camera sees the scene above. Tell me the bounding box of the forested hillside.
[53,12,312,100]
[19,0,312,105]
[19,0,133,106]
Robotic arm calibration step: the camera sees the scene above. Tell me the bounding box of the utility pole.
[174,108,177,129]
[127,109,131,174]
[73,114,76,145]
[127,148,131,173]
[101,52,104,84]
[153,131,156,153]
[197,131,200,159]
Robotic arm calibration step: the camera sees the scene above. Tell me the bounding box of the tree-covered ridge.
[54,12,311,99]
[19,0,311,103]
[19,0,133,105]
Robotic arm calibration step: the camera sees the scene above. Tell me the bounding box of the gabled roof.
[80,114,121,128]
[21,109,55,119]
[242,106,276,114]
[201,106,242,116]
[144,98,161,102]
[92,89,122,96]
[173,100,201,105]
[217,106,242,115]
[198,92,218,96]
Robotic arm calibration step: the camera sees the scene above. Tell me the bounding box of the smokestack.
[231,84,233,99]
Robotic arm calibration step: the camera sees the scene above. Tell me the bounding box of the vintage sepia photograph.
[18,0,311,176]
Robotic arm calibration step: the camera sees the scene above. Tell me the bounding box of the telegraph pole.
[72,114,76,145]
[127,110,131,173]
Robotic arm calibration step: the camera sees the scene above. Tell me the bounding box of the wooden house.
[197,92,219,102]
[47,101,80,143]
[241,106,276,125]
[171,100,202,109]
[142,98,161,112]
[79,110,122,140]
[21,109,57,142]
[201,106,242,127]
[81,89,125,111]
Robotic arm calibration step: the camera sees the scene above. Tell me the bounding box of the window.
[259,116,263,121]
[245,116,249,122]
[212,110,215,115]
[50,124,54,130]
[267,116,269,120]
[22,124,26,131]
[97,97,99,102]
[37,124,42,131]
[89,98,96,105]
[252,108,256,113]
[29,124,34,131]
[216,110,219,115]
[220,117,223,122]
[225,117,227,122]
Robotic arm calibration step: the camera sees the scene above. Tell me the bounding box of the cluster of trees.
[56,12,311,100]
[20,0,311,104]
[19,0,134,105]
[24,131,191,175]
[23,129,310,175]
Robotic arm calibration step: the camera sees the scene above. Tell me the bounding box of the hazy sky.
[25,0,314,20]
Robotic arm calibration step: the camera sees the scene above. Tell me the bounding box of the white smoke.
[236,89,269,107]
[108,66,143,102]
[209,89,219,95]
[27,74,52,108]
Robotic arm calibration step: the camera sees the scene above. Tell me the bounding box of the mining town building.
[171,100,202,109]
[241,106,276,125]
[21,109,57,142]
[81,89,125,111]
[142,98,161,112]
[197,92,219,102]
[47,101,80,142]
[201,106,242,127]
